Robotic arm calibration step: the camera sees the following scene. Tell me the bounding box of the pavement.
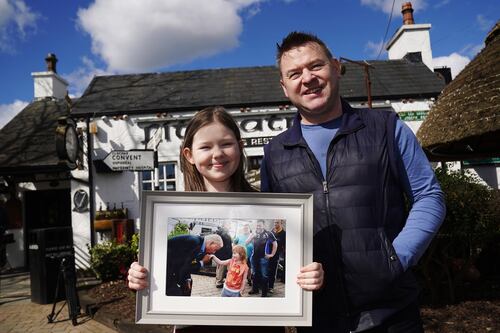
[0,270,116,333]
[191,273,285,298]
[0,270,286,333]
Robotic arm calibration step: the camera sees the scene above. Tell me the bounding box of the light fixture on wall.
[89,121,98,134]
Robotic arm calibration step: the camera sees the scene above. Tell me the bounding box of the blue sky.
[0,0,497,128]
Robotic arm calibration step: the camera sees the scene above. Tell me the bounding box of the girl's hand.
[296,262,324,291]
[127,262,149,290]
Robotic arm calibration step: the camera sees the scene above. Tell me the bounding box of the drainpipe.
[339,57,375,108]
[86,117,96,246]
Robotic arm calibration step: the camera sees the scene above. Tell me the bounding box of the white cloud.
[476,14,494,31]
[364,40,387,58]
[460,43,484,58]
[77,0,263,72]
[63,56,114,98]
[0,99,28,129]
[433,0,450,9]
[433,53,470,79]
[360,0,427,14]
[0,0,39,52]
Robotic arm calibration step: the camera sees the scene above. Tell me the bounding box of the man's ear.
[182,147,195,164]
[280,79,289,98]
[331,58,341,77]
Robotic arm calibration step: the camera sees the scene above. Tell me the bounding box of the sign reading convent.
[103,150,154,171]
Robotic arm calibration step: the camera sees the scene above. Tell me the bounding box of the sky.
[0,0,498,128]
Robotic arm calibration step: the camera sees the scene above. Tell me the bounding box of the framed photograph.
[136,191,313,327]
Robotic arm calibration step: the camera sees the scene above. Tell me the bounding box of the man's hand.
[127,262,148,290]
[297,262,324,291]
[201,254,212,265]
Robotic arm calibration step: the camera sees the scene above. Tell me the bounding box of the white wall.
[391,100,433,134]
[31,71,68,100]
[387,24,433,70]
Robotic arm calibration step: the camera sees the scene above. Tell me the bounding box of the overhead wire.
[377,0,397,60]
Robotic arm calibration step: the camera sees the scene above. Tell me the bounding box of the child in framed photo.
[210,244,249,297]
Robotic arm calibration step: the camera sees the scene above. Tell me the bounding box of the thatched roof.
[417,21,500,161]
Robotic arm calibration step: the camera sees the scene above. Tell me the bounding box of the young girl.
[127,106,322,333]
[210,245,248,297]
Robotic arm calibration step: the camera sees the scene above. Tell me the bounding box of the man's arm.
[260,149,272,192]
[392,119,446,271]
[266,241,278,259]
[245,232,255,244]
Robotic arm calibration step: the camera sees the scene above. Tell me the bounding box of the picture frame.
[136,191,313,327]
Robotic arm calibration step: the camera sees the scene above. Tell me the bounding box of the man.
[166,233,223,296]
[261,32,445,332]
[214,221,233,288]
[246,220,277,297]
[268,219,286,293]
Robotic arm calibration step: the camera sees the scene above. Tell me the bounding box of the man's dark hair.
[276,31,333,69]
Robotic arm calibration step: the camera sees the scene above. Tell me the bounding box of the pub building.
[1,3,496,272]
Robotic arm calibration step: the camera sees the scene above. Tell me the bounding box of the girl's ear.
[182,147,195,164]
[239,140,244,151]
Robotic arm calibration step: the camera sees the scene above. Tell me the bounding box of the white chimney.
[31,53,68,100]
[385,2,433,70]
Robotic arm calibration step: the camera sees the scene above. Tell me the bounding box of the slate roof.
[72,59,444,116]
[0,98,70,174]
[0,57,445,173]
[417,21,500,161]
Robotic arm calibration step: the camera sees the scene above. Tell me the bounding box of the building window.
[142,162,177,191]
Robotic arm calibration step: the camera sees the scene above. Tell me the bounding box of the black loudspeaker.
[28,227,73,304]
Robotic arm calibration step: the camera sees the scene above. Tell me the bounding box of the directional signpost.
[103,150,154,171]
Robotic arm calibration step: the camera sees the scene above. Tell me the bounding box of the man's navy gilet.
[263,100,419,318]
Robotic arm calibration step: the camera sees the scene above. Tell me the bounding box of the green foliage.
[130,233,139,257]
[88,240,136,282]
[168,222,189,239]
[434,167,499,255]
[417,167,500,304]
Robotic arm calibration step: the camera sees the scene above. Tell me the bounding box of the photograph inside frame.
[165,217,286,299]
[137,191,312,326]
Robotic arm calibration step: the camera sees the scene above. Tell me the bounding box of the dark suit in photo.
[166,235,206,296]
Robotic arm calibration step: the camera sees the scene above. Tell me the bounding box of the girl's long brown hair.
[180,106,256,192]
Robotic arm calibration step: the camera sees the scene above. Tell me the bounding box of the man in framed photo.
[269,219,286,293]
[214,221,233,288]
[247,220,277,297]
[166,233,223,296]
[261,31,445,332]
